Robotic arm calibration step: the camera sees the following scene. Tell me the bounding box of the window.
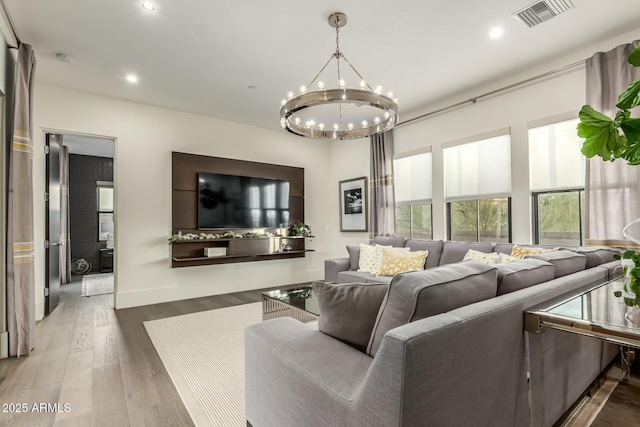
[394,150,432,239]
[529,118,585,245]
[97,181,113,241]
[449,198,511,242]
[444,133,512,242]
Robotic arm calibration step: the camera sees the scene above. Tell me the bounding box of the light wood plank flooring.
[0,276,300,427]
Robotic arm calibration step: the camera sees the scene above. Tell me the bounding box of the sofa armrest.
[324,257,350,282]
[245,317,374,426]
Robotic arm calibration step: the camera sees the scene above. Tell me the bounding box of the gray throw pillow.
[366,261,497,357]
[495,259,555,295]
[313,281,389,352]
[346,245,360,270]
[405,239,444,268]
[527,250,587,278]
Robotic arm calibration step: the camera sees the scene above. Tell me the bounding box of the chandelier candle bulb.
[299,85,307,94]
[348,123,354,130]
[374,116,381,124]
[319,123,325,130]
[333,124,339,131]
[339,79,346,88]
[361,120,368,127]
[287,91,294,100]
[375,86,383,94]
[359,80,366,88]
[317,81,325,89]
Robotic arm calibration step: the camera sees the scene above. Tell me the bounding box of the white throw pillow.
[358,244,404,275]
[463,249,500,265]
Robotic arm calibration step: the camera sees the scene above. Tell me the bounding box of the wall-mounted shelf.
[170,236,311,268]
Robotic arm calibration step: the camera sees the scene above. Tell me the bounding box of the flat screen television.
[197,172,290,229]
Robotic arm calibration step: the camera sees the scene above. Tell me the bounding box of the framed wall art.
[339,177,368,232]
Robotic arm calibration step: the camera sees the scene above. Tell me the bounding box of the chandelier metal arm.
[306,54,335,89]
[341,54,375,92]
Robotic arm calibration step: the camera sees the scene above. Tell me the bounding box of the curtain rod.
[397,59,586,127]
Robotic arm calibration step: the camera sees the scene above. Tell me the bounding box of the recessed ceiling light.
[126,74,139,83]
[142,2,155,11]
[490,27,504,39]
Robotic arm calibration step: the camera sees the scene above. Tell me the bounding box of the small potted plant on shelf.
[288,222,314,238]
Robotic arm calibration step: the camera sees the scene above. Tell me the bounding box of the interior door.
[45,133,62,314]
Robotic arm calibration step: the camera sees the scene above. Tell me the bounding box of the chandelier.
[279,12,399,140]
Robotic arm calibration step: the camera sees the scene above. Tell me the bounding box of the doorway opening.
[45,132,115,315]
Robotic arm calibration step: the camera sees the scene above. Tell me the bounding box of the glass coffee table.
[525,276,640,348]
[262,286,319,323]
[525,276,640,384]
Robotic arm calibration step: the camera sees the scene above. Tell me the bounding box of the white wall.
[32,84,332,316]
[327,27,640,256]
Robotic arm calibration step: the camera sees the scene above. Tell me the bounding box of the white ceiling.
[62,134,114,158]
[5,0,640,132]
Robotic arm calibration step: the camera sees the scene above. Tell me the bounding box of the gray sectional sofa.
[245,238,622,427]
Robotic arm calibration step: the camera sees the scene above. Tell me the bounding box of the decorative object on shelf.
[288,221,314,238]
[204,247,228,258]
[339,177,368,232]
[168,230,281,245]
[279,12,399,140]
[578,45,640,164]
[281,244,293,252]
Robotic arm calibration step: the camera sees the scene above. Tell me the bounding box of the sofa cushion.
[570,246,620,269]
[336,270,376,283]
[346,245,360,270]
[527,250,587,278]
[378,247,429,276]
[495,259,555,295]
[439,241,495,265]
[372,236,406,247]
[405,239,443,268]
[313,281,389,352]
[365,275,393,285]
[366,261,497,356]
[494,243,515,255]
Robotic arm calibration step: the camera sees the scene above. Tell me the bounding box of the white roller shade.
[528,119,585,191]
[443,134,511,200]
[394,151,432,203]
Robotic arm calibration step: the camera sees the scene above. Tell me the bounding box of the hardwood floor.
[1,276,639,427]
[0,275,301,427]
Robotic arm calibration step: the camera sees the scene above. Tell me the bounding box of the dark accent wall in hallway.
[69,154,113,273]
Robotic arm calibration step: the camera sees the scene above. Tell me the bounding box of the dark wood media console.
[171,152,310,268]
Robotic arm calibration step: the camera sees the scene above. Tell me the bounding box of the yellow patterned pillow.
[463,249,500,265]
[511,245,558,259]
[378,247,429,276]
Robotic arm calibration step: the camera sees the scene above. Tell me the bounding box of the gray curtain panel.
[585,40,640,246]
[369,131,396,240]
[60,143,72,284]
[7,44,37,357]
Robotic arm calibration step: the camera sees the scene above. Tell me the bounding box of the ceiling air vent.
[513,0,575,28]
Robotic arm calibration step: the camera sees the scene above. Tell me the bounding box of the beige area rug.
[144,302,316,427]
[80,273,114,297]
